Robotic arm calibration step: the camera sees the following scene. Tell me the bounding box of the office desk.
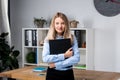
[0,66,45,80]
[0,66,120,80]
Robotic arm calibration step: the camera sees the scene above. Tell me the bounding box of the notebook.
[33,67,47,72]
[49,38,73,68]
[49,38,71,55]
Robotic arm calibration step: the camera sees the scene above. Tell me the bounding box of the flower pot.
[70,20,79,28]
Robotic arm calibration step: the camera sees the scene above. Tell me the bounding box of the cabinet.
[22,28,94,70]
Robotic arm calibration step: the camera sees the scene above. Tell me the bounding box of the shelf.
[22,28,94,70]
[73,64,86,70]
[24,63,37,66]
[70,28,87,30]
[79,48,86,50]
[24,46,37,48]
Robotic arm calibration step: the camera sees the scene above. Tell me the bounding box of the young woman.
[42,12,80,80]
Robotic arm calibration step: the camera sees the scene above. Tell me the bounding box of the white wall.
[10,0,120,72]
[115,25,120,72]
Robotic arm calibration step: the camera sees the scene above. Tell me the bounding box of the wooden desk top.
[0,66,45,80]
[74,69,120,80]
[0,66,120,80]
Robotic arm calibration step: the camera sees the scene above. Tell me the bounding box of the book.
[33,67,47,72]
[25,30,28,46]
[73,64,86,69]
[34,48,38,64]
[32,30,37,46]
[49,38,72,68]
[49,38,71,54]
[74,30,82,48]
[26,30,32,46]
[25,30,37,46]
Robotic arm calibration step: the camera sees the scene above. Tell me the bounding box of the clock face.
[94,0,120,17]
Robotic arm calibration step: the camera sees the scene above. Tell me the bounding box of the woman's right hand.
[64,48,73,58]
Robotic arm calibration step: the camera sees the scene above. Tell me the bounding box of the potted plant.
[0,32,20,72]
[34,17,47,28]
[26,51,36,63]
[70,20,79,28]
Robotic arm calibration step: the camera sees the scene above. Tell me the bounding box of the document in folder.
[49,38,71,54]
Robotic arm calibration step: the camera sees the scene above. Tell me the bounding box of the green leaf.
[0,32,9,38]
[12,50,20,57]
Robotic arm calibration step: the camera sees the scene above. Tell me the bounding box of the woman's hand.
[49,63,55,68]
[64,48,73,58]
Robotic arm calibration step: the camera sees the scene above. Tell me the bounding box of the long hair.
[45,12,73,43]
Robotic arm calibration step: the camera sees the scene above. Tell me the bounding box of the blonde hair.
[45,12,73,43]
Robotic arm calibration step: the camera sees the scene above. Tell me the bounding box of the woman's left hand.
[49,63,55,68]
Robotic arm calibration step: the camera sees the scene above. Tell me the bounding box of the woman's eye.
[55,22,59,25]
[61,22,65,25]
[55,22,65,25]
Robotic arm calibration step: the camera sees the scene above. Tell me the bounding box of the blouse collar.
[56,35,63,39]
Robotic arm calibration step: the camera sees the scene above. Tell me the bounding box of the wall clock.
[94,0,120,17]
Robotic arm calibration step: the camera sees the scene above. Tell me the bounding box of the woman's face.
[54,17,65,35]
